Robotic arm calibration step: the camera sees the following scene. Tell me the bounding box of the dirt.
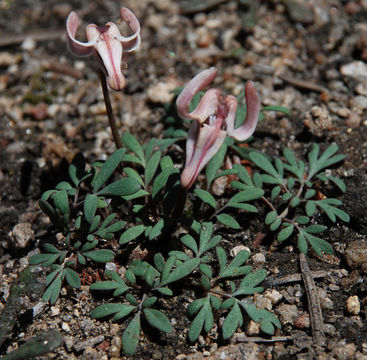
[0,0,366,359]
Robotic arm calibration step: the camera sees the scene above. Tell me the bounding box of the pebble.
[346,295,360,315]
[254,294,272,311]
[294,312,310,329]
[323,323,336,336]
[247,320,260,335]
[275,304,299,324]
[251,253,266,264]
[353,95,367,110]
[333,341,357,360]
[0,52,22,66]
[21,37,36,52]
[340,61,367,80]
[263,289,283,305]
[211,175,228,196]
[345,240,367,272]
[318,288,334,310]
[50,306,60,317]
[230,245,250,258]
[147,78,180,104]
[110,336,122,357]
[8,223,34,249]
[62,322,71,333]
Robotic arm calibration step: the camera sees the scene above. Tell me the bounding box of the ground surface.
[0,0,366,359]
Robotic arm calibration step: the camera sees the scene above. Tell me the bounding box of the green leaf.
[188,299,213,342]
[83,249,115,263]
[81,302,115,320]
[326,175,346,192]
[271,186,281,200]
[249,152,282,182]
[152,167,175,199]
[39,199,56,219]
[217,213,240,229]
[302,232,333,256]
[270,217,281,231]
[122,314,141,356]
[199,264,213,279]
[84,194,98,224]
[227,188,264,205]
[194,189,216,209]
[261,105,291,116]
[143,309,173,333]
[222,301,243,340]
[241,303,281,335]
[234,269,267,296]
[64,268,81,288]
[153,253,165,273]
[42,272,62,304]
[145,150,161,187]
[304,224,325,234]
[181,234,199,257]
[156,287,173,296]
[92,148,125,192]
[43,243,61,253]
[295,216,310,225]
[306,200,317,217]
[123,167,144,186]
[149,219,165,240]
[97,178,141,196]
[142,296,157,308]
[228,202,258,212]
[206,142,227,187]
[161,258,201,286]
[290,196,300,207]
[316,199,350,222]
[29,253,60,266]
[69,152,86,186]
[297,232,308,254]
[122,132,145,166]
[218,249,251,279]
[53,190,69,215]
[265,211,277,225]
[277,224,294,242]
[121,189,149,201]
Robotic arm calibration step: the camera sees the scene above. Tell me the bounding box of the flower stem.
[98,69,123,149]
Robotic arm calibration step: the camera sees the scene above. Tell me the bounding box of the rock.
[230,245,250,258]
[275,304,299,325]
[346,295,360,315]
[282,0,314,24]
[254,294,272,310]
[247,320,260,335]
[251,253,266,264]
[0,52,22,66]
[263,289,283,305]
[345,240,367,272]
[333,341,357,360]
[294,312,310,329]
[21,37,36,52]
[302,105,332,137]
[340,61,367,80]
[147,78,180,104]
[8,223,34,249]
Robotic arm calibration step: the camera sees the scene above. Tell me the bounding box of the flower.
[66,7,141,91]
[176,67,260,189]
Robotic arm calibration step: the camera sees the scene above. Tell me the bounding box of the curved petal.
[66,11,96,57]
[88,24,126,91]
[116,7,141,52]
[189,88,221,124]
[176,67,218,120]
[181,120,227,189]
[225,81,260,141]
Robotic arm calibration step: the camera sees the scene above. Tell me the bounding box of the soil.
[0,0,366,359]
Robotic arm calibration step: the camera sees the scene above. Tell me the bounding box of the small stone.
[105,262,117,272]
[252,253,266,264]
[110,336,121,357]
[353,95,367,110]
[254,294,272,310]
[346,295,360,315]
[62,322,71,332]
[340,61,367,80]
[302,105,332,137]
[247,320,260,335]
[318,288,334,310]
[333,342,357,360]
[147,78,180,104]
[230,245,250,258]
[345,240,367,272]
[21,37,36,52]
[275,304,299,325]
[294,312,310,329]
[0,52,22,66]
[211,175,228,196]
[8,223,34,249]
[264,289,283,305]
[47,104,60,118]
[50,306,60,317]
[323,324,336,336]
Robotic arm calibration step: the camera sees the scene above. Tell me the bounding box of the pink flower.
[66,7,140,91]
[176,67,260,189]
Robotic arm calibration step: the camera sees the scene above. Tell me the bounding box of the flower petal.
[66,11,95,57]
[87,24,126,91]
[117,7,141,52]
[181,120,227,189]
[189,88,222,124]
[225,81,260,141]
[176,67,218,120]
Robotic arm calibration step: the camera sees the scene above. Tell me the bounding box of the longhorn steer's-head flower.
[177,67,260,189]
[66,7,141,91]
